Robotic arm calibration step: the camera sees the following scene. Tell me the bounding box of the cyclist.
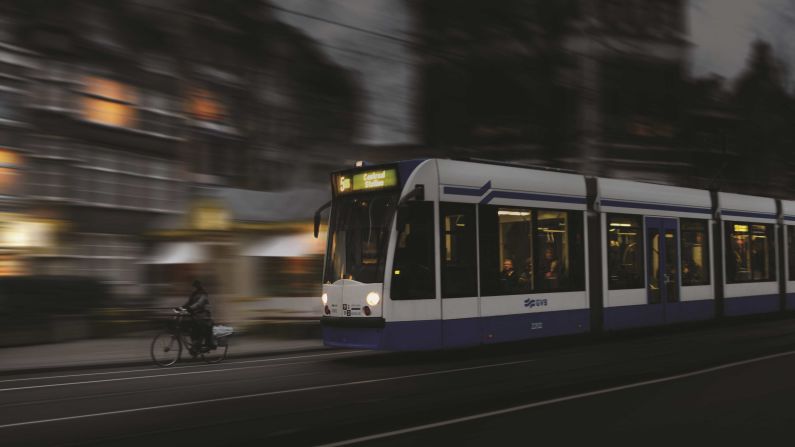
[176,280,216,352]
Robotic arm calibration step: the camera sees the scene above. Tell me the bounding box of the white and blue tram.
[316,159,794,350]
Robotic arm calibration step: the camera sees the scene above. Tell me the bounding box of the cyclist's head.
[192,279,202,290]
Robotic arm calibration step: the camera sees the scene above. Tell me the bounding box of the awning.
[243,233,325,257]
[143,242,208,264]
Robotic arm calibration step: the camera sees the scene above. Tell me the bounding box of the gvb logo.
[524,298,548,308]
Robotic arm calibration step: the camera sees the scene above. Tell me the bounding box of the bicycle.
[150,308,231,366]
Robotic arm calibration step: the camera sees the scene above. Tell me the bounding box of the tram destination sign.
[336,168,398,194]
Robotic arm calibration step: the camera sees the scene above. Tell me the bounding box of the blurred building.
[0,0,358,311]
[415,0,692,184]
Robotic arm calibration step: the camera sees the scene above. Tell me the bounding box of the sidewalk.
[0,335,325,374]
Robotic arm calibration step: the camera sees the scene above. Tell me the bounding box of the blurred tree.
[733,40,795,191]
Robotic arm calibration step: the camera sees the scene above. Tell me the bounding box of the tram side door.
[439,203,481,348]
[645,217,680,323]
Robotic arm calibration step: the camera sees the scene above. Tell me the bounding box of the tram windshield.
[324,192,398,284]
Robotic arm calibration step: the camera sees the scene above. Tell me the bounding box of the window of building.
[680,219,710,286]
[480,206,585,296]
[789,226,795,281]
[725,222,775,283]
[440,202,477,298]
[391,201,435,300]
[81,76,137,128]
[187,87,226,122]
[0,89,19,121]
[607,214,644,289]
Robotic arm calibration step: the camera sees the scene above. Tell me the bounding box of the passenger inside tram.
[517,257,533,292]
[540,246,561,289]
[500,258,519,293]
[682,259,704,284]
[730,234,751,281]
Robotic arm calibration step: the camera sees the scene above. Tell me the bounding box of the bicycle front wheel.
[202,337,229,364]
[151,332,182,366]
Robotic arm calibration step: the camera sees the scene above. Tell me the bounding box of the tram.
[315,159,795,350]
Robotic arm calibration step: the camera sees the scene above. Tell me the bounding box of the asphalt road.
[4,316,795,446]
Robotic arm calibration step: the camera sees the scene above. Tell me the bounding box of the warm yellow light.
[191,203,230,231]
[82,97,136,127]
[188,88,225,121]
[733,224,749,233]
[0,220,53,248]
[498,210,531,216]
[321,293,328,305]
[0,149,21,166]
[610,222,632,227]
[394,270,400,275]
[338,176,351,193]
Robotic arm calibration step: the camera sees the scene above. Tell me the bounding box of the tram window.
[479,206,533,296]
[607,214,644,290]
[440,202,478,298]
[680,219,710,286]
[535,210,585,292]
[479,206,585,295]
[391,202,435,300]
[789,226,795,281]
[725,222,775,283]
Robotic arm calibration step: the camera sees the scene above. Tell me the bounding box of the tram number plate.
[342,304,361,316]
[531,322,543,330]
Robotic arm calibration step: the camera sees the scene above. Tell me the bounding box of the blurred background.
[1,0,795,347]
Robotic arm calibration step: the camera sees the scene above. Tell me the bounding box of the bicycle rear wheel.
[202,337,229,364]
[151,332,182,366]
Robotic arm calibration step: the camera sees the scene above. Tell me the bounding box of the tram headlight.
[321,293,328,305]
[366,292,381,306]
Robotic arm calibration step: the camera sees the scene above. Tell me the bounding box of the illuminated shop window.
[81,76,137,127]
[0,255,24,276]
[0,149,21,195]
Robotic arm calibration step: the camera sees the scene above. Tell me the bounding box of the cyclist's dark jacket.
[183,289,211,319]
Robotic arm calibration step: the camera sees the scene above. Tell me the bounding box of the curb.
[0,343,333,377]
